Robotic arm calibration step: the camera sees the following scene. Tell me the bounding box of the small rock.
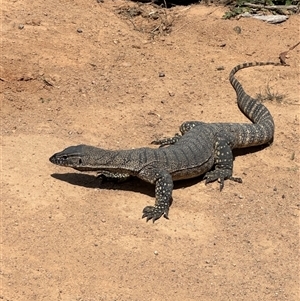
[159,72,165,77]
[154,250,158,255]
[233,26,242,34]
[18,24,24,30]
[77,28,83,33]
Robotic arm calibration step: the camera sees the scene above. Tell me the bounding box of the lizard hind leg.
[151,133,181,147]
[179,121,204,135]
[151,121,205,147]
[204,136,242,191]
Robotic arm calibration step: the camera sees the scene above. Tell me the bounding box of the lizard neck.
[74,145,141,173]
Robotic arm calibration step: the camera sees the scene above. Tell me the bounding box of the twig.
[279,41,300,65]
[243,2,298,10]
[127,17,139,31]
[172,21,191,33]
[43,78,54,87]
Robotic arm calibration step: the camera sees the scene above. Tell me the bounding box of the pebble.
[77,28,83,33]
[233,26,242,34]
[18,24,24,30]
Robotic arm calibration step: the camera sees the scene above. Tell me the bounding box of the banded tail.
[229,61,281,125]
[229,61,283,147]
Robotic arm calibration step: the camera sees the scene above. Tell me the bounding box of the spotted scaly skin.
[49,61,284,222]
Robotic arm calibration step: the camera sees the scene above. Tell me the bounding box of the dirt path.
[1,1,299,300]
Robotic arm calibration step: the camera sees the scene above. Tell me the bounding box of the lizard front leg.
[138,166,173,222]
[97,171,131,183]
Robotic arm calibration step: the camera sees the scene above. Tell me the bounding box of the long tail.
[228,61,284,147]
[229,61,281,125]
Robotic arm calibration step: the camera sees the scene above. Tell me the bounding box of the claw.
[204,170,242,190]
[150,134,181,147]
[229,176,243,184]
[218,178,225,191]
[142,206,165,222]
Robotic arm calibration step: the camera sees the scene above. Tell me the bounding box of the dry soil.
[1,1,300,301]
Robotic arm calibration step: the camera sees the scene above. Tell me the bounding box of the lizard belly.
[170,156,214,181]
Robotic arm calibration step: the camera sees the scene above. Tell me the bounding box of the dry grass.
[115,2,176,37]
[256,84,286,103]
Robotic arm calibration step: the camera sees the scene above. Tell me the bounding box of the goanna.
[49,61,283,222]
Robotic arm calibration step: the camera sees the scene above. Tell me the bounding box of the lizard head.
[49,144,96,170]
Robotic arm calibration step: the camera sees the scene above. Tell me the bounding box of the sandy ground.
[1,1,299,300]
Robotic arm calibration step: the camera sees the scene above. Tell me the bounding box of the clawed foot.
[142,205,169,223]
[151,134,181,147]
[204,170,242,191]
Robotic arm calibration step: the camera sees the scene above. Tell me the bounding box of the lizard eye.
[79,158,83,164]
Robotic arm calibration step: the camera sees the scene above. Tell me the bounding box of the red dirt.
[1,1,299,300]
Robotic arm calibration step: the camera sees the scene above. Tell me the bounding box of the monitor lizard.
[49,61,284,222]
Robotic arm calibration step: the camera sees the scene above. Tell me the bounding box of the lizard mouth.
[49,154,83,167]
[49,154,64,165]
[49,154,70,166]
[49,154,56,164]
